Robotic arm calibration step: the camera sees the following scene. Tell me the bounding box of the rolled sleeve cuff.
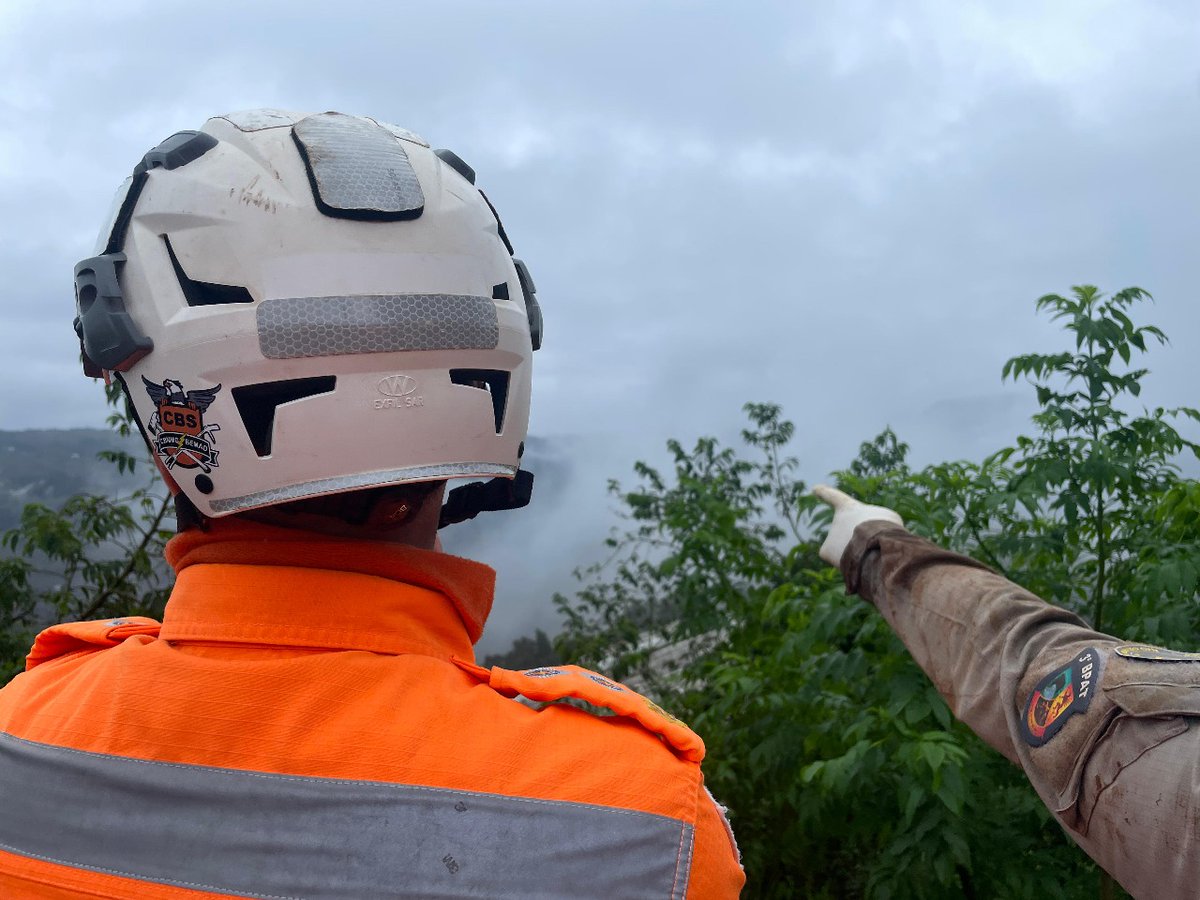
[838,520,911,595]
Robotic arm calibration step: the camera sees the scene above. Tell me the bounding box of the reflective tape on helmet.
[292,112,425,220]
[256,293,500,359]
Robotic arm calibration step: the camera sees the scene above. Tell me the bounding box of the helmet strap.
[438,470,534,529]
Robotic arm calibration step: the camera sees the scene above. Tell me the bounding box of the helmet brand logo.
[377,375,417,397]
[374,374,424,410]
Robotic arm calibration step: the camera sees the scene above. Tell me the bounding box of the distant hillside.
[0,427,594,659]
[0,429,149,531]
[0,429,574,537]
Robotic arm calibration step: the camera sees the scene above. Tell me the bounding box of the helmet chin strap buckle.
[439,470,534,529]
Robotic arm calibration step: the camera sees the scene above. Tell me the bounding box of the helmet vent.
[450,369,510,434]
[163,236,254,306]
[231,376,337,457]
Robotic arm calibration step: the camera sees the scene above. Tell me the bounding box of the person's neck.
[235,484,446,549]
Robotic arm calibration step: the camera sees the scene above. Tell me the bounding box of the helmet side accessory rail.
[74,130,220,376]
[74,253,151,375]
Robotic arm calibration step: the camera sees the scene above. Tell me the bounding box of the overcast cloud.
[2,1,1198,653]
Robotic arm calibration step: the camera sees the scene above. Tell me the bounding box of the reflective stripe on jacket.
[0,520,744,899]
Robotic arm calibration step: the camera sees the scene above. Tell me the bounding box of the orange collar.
[160,520,495,661]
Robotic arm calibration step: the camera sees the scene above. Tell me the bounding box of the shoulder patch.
[454,659,704,762]
[1020,647,1103,747]
[1115,644,1200,662]
[26,617,161,671]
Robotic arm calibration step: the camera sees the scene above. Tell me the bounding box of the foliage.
[483,628,562,669]
[556,286,1199,898]
[0,382,174,683]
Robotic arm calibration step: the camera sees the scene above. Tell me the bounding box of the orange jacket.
[0,520,744,898]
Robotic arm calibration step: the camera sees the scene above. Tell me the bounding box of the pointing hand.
[812,485,903,567]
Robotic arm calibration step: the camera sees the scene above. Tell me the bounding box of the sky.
[2,0,1198,653]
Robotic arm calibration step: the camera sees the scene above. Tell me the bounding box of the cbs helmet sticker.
[142,377,223,473]
[1020,647,1102,747]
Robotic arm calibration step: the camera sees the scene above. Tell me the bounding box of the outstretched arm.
[815,486,1200,899]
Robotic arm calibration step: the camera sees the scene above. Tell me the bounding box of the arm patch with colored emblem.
[1020,647,1103,747]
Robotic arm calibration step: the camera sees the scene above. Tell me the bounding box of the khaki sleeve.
[686,781,745,898]
[841,521,1200,899]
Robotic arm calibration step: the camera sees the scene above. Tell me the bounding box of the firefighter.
[815,483,1200,899]
[0,110,743,898]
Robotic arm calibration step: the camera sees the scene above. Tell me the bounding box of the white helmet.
[74,109,542,524]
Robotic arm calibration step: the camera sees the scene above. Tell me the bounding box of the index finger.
[812,484,852,509]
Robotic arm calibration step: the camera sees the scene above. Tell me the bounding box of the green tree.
[558,409,1084,898]
[1000,288,1200,638]
[556,286,1199,898]
[483,628,562,669]
[0,383,174,683]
